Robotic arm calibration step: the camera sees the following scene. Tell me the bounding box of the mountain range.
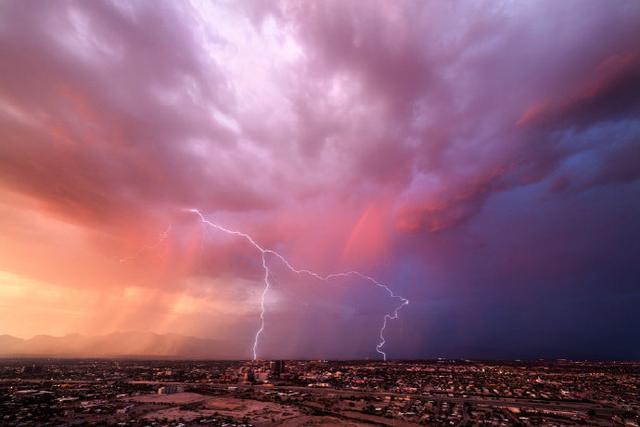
[0,332,247,359]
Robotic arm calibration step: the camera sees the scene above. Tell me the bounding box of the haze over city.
[1,0,640,362]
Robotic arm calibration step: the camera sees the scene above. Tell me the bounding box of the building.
[241,368,255,384]
[270,360,285,378]
[157,384,182,394]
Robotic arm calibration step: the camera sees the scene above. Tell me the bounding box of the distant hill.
[0,332,248,359]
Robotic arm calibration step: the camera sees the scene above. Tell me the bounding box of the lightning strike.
[187,208,409,361]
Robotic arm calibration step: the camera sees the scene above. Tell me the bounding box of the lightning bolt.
[187,208,409,361]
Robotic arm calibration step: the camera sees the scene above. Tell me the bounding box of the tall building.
[242,368,255,384]
[269,360,285,378]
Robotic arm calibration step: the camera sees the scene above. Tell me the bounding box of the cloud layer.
[1,0,639,359]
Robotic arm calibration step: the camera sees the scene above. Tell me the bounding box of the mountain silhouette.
[0,332,247,359]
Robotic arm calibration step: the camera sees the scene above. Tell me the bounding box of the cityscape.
[1,359,638,426]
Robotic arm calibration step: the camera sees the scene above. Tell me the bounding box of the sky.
[0,0,639,360]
